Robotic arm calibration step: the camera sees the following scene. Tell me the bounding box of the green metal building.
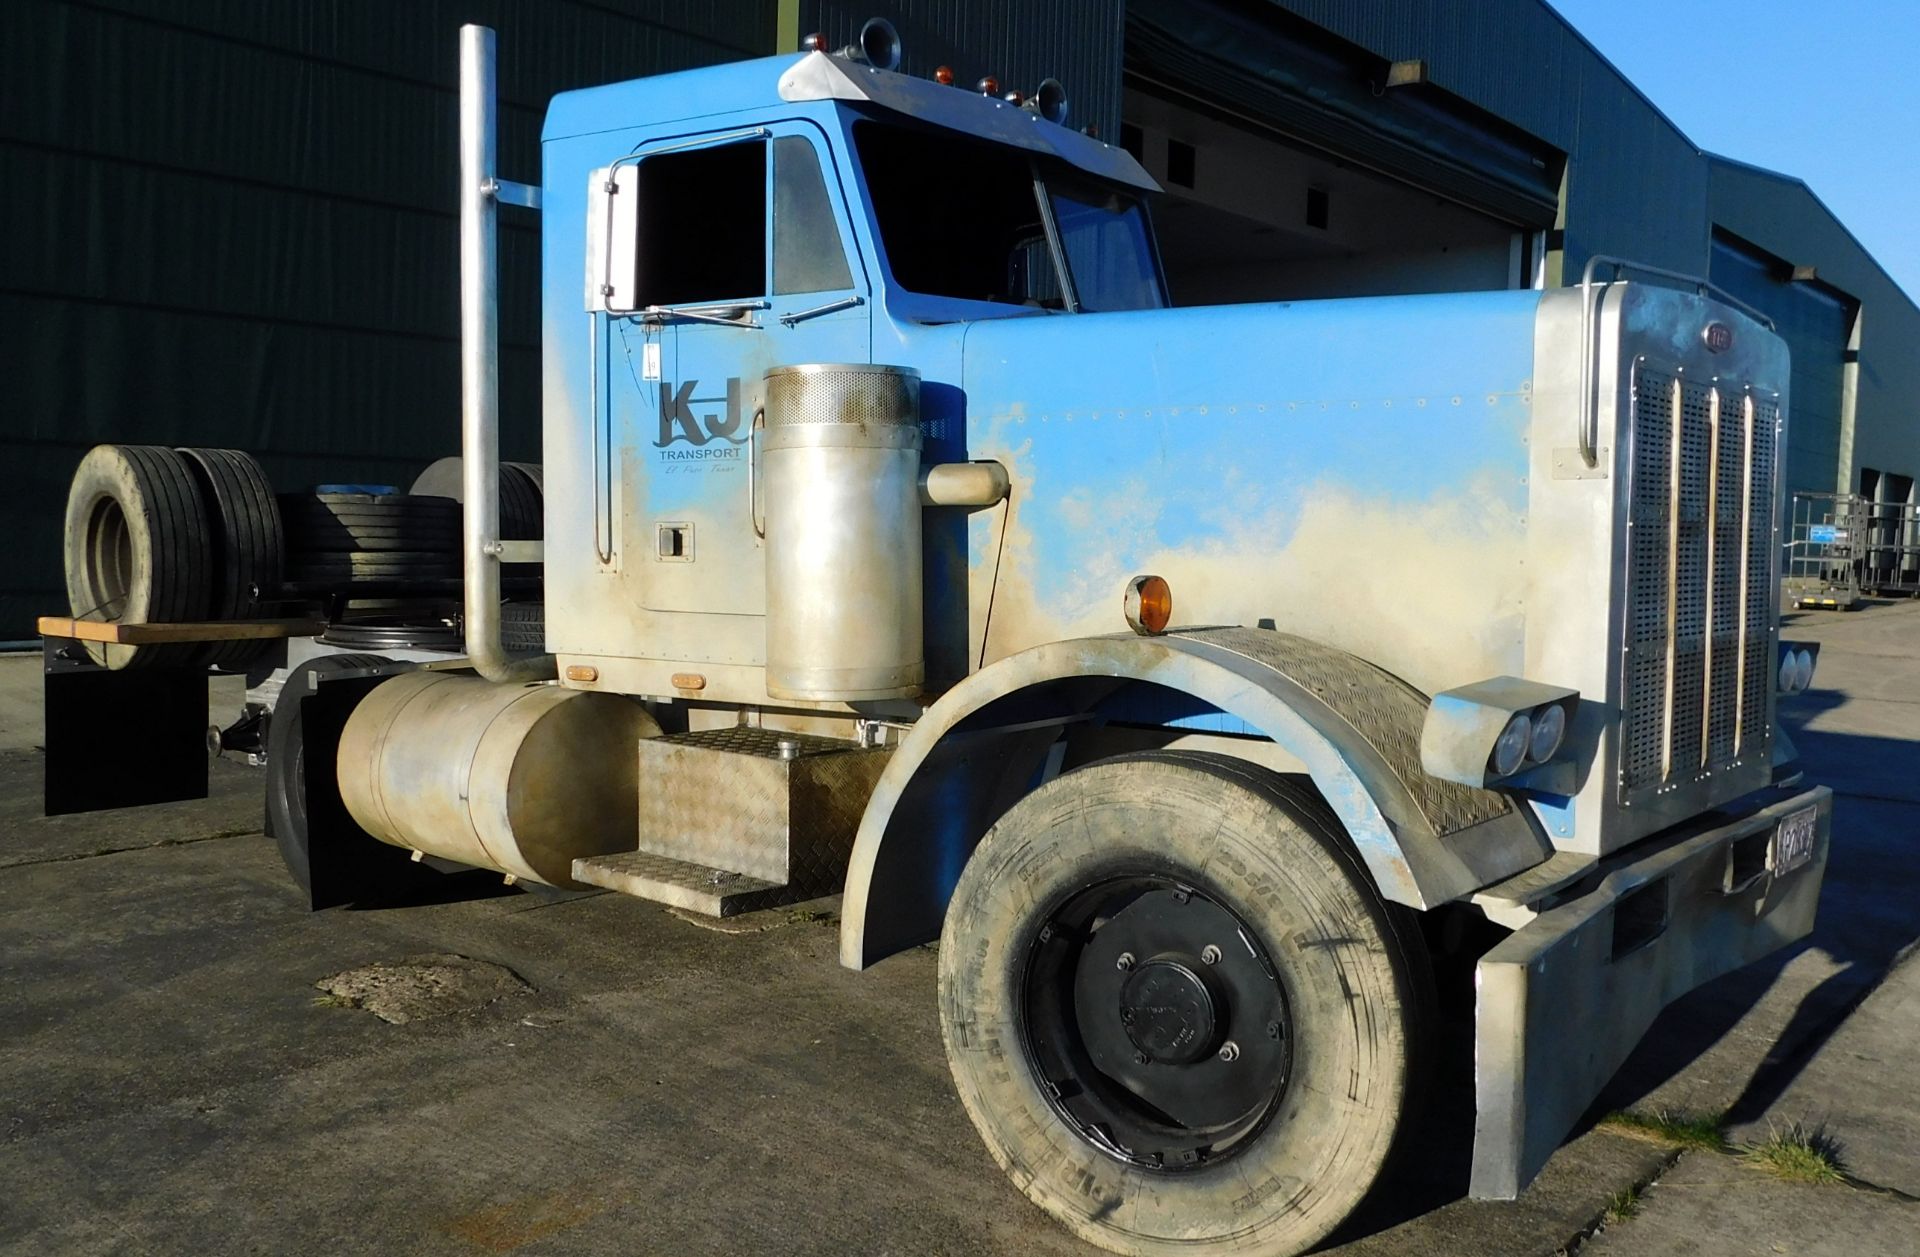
[7,0,1915,636]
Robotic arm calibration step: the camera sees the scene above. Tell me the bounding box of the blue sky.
[1550,0,1919,302]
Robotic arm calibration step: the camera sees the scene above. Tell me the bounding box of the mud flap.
[41,638,208,816]
[298,669,422,909]
[1470,786,1832,1199]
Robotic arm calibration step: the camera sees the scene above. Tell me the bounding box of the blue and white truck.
[49,21,1831,1257]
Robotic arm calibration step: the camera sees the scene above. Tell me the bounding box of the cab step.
[571,850,786,917]
[574,725,893,917]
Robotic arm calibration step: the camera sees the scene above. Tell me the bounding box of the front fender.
[839,627,1550,969]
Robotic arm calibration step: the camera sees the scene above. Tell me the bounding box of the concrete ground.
[1,602,1916,1256]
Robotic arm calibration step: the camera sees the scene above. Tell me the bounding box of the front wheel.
[938,751,1430,1257]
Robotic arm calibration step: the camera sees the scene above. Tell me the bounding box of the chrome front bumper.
[1470,785,1832,1199]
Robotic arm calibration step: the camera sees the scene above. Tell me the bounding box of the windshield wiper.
[780,295,866,327]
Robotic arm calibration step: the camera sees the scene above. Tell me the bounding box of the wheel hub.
[1021,876,1293,1171]
[1118,957,1218,1065]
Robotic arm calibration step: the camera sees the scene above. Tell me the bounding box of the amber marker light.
[977,75,1000,96]
[801,32,827,52]
[564,664,599,683]
[1124,575,1173,635]
[934,65,955,85]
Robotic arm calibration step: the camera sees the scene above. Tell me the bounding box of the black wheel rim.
[1018,872,1293,1172]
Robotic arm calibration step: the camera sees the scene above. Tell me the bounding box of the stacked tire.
[279,492,463,587]
[409,455,544,583]
[62,444,283,671]
[179,448,284,669]
[409,456,544,541]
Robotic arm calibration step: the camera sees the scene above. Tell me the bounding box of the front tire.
[938,751,1429,1257]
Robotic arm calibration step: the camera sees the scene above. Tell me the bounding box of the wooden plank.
[37,616,326,645]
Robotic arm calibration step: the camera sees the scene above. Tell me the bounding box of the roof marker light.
[934,65,955,85]
[977,75,999,96]
[801,32,826,52]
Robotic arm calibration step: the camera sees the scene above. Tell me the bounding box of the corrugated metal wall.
[797,0,1125,140]
[1219,0,1913,499]
[1257,0,1709,276]
[1709,229,1856,498]
[4,0,773,637]
[1709,159,1920,497]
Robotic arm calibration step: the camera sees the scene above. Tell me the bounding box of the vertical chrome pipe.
[460,24,553,683]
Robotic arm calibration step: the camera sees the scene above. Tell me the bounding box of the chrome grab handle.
[748,406,767,539]
[1575,254,1777,468]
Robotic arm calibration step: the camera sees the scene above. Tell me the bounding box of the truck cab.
[512,41,1828,1253]
[540,49,1175,703]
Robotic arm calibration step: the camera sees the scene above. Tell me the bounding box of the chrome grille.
[1621,362,1777,799]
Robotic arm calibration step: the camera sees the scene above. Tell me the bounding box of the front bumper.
[1470,785,1832,1199]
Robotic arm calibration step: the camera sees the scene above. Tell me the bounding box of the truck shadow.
[1322,683,1920,1246]
[1596,683,1920,1123]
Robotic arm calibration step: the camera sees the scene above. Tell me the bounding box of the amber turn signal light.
[1124,575,1172,635]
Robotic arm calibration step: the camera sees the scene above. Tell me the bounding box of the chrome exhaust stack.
[459,24,552,683]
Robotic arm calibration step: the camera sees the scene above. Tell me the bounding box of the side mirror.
[584,165,640,312]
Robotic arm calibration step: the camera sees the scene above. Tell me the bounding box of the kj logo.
[657,377,748,449]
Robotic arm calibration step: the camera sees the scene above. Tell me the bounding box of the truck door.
[627,123,870,618]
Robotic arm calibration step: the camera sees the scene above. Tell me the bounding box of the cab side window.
[773,135,854,295]
[633,140,765,307]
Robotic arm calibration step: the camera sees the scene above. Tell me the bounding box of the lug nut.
[1217,1041,1240,1063]
[1266,1020,1283,1040]
[1120,1008,1135,1026]
[1200,944,1221,965]
[1116,951,1135,971]
[1133,1050,1150,1066]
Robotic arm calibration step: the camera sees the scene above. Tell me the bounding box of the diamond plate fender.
[839,628,1552,969]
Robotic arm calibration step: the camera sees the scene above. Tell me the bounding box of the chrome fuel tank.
[337,671,660,886]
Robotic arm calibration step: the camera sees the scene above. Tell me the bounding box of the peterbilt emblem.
[1702,321,1734,354]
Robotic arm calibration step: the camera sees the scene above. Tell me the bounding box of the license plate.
[1771,806,1819,875]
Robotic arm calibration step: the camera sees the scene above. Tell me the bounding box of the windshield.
[854,120,1165,314]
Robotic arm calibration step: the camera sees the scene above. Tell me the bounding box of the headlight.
[1491,712,1532,777]
[1780,649,1815,694]
[1527,703,1567,764]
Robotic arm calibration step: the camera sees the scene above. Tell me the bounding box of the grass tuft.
[1600,1107,1730,1152]
[1603,1186,1641,1224]
[1742,1122,1847,1184]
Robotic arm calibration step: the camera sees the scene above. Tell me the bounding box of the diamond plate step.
[571,850,793,918]
[631,727,892,905]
